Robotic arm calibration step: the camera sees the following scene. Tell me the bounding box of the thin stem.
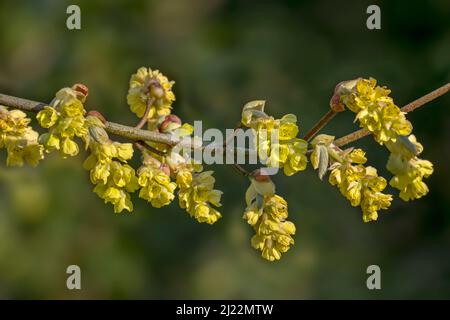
[334,83,450,147]
[135,98,155,129]
[223,121,242,148]
[303,110,337,142]
[232,163,249,177]
[223,122,249,176]
[135,141,166,157]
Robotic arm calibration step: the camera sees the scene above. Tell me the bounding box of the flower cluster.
[0,106,43,167]
[338,78,412,144]
[0,67,441,262]
[328,149,393,222]
[329,149,392,222]
[241,100,308,176]
[243,172,296,261]
[310,135,392,222]
[37,85,88,158]
[127,67,175,126]
[386,135,433,201]
[337,77,434,202]
[138,160,177,208]
[83,117,139,213]
[176,165,223,224]
[126,67,223,223]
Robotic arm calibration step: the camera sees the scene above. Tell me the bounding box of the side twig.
[302,109,337,141]
[135,98,155,129]
[135,141,166,157]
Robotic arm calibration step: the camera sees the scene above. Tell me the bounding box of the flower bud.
[166,152,186,170]
[159,115,182,133]
[72,83,89,102]
[329,93,345,112]
[151,85,165,99]
[87,110,107,124]
[334,79,359,95]
[88,126,110,144]
[251,169,272,182]
[249,169,276,196]
[160,163,171,176]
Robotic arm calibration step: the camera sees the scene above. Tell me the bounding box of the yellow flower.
[339,78,412,144]
[61,138,79,157]
[338,79,433,201]
[240,100,268,128]
[138,164,177,208]
[243,175,296,261]
[91,161,139,213]
[93,183,135,213]
[193,204,222,225]
[264,194,288,220]
[127,67,175,120]
[115,143,134,162]
[83,121,138,213]
[241,102,308,176]
[278,114,299,140]
[385,134,433,201]
[283,139,308,176]
[0,106,44,167]
[39,133,60,151]
[328,148,392,222]
[176,169,193,189]
[36,106,58,128]
[176,168,223,224]
[37,88,87,158]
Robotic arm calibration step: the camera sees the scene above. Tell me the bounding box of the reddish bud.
[72,83,89,102]
[87,110,107,124]
[251,169,272,182]
[329,93,345,112]
[160,163,171,176]
[159,114,182,133]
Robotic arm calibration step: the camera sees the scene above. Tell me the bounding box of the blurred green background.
[0,0,449,299]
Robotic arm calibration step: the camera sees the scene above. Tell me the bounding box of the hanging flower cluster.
[310,135,392,222]
[243,171,296,261]
[176,166,223,224]
[0,68,442,262]
[385,135,433,201]
[137,160,177,209]
[83,117,139,213]
[0,106,43,167]
[127,67,223,223]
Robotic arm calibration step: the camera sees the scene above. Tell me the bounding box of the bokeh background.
[0,0,449,299]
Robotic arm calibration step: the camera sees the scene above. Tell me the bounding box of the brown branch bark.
[0,93,182,146]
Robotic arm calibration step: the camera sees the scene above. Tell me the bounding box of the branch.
[302,109,337,141]
[334,83,450,147]
[135,98,155,129]
[0,93,182,146]
[0,92,253,179]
